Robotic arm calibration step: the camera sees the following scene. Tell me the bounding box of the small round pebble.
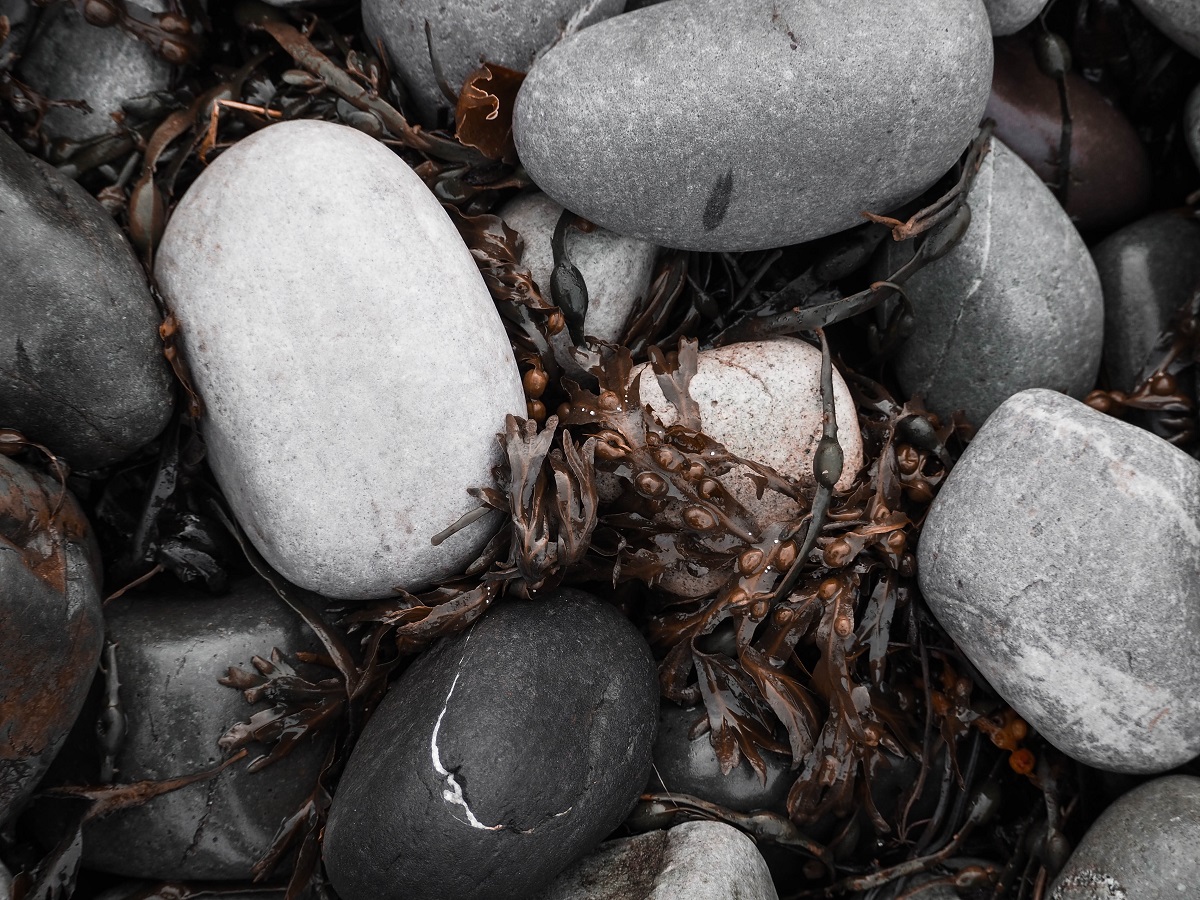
[983,0,1050,35]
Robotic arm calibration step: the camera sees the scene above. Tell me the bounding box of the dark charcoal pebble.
[0,129,173,469]
[0,455,103,825]
[38,578,333,879]
[323,589,659,900]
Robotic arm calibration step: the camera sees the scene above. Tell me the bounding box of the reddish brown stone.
[985,36,1152,234]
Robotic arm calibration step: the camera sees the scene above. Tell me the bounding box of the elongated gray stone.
[918,389,1200,773]
[1092,212,1200,391]
[363,0,624,126]
[1129,0,1200,58]
[513,0,993,251]
[534,823,779,900]
[0,129,172,469]
[1051,776,1200,899]
[888,138,1103,426]
[155,120,525,599]
[983,0,1049,35]
[499,191,658,343]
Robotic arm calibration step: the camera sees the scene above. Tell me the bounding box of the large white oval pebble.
[156,120,525,600]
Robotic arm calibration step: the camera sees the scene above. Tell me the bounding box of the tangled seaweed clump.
[3,1,1200,899]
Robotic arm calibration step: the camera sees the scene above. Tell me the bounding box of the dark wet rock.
[650,703,792,814]
[0,455,103,826]
[155,120,524,600]
[1129,0,1200,58]
[40,578,333,879]
[884,138,1103,427]
[532,823,779,900]
[16,0,173,144]
[918,389,1200,773]
[0,859,10,897]
[0,129,173,469]
[983,0,1048,35]
[513,0,993,251]
[0,0,37,70]
[323,590,659,900]
[363,0,624,126]
[1187,83,1200,170]
[1051,775,1200,899]
[1092,211,1200,391]
[985,36,1152,233]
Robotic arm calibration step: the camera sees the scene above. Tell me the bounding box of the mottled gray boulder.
[887,138,1103,426]
[499,191,658,343]
[513,0,993,251]
[155,120,524,599]
[17,0,172,144]
[1093,212,1200,391]
[918,389,1200,773]
[1051,776,1200,899]
[0,130,173,469]
[533,823,778,900]
[1129,0,1200,57]
[983,0,1049,35]
[323,591,659,900]
[0,456,103,826]
[40,579,333,880]
[1187,83,1200,170]
[364,0,624,126]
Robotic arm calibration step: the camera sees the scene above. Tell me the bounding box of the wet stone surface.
[323,590,659,900]
[513,0,993,251]
[1092,211,1200,391]
[155,119,525,600]
[0,129,173,470]
[1128,0,1200,58]
[363,0,624,126]
[533,822,779,900]
[38,578,333,880]
[0,455,103,826]
[499,191,658,344]
[1050,775,1200,899]
[886,137,1103,428]
[919,389,1200,773]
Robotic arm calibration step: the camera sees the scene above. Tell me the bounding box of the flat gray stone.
[513,0,993,251]
[1129,0,1200,58]
[918,389,1200,773]
[0,129,173,469]
[364,0,624,126]
[1051,775,1200,899]
[40,579,334,880]
[1092,212,1200,391]
[1186,83,1200,171]
[499,191,658,343]
[155,120,525,600]
[983,0,1049,35]
[534,823,778,900]
[17,0,172,144]
[888,138,1103,426]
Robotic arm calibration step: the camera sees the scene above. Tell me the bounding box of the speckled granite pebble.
[514,0,993,251]
[983,0,1049,35]
[919,389,1200,773]
[499,191,657,343]
[155,120,525,599]
[1051,776,1200,899]
[887,138,1103,426]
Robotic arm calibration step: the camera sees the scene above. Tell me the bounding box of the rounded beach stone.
[534,823,779,900]
[43,578,333,879]
[1092,211,1200,391]
[1050,775,1200,899]
[986,36,1152,234]
[983,0,1049,35]
[887,138,1103,427]
[17,0,173,144]
[499,191,658,343]
[1186,83,1200,170]
[0,456,103,826]
[323,590,659,900]
[0,129,173,469]
[513,0,994,252]
[1128,0,1200,58]
[155,120,525,600]
[363,0,624,126]
[918,389,1200,773]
